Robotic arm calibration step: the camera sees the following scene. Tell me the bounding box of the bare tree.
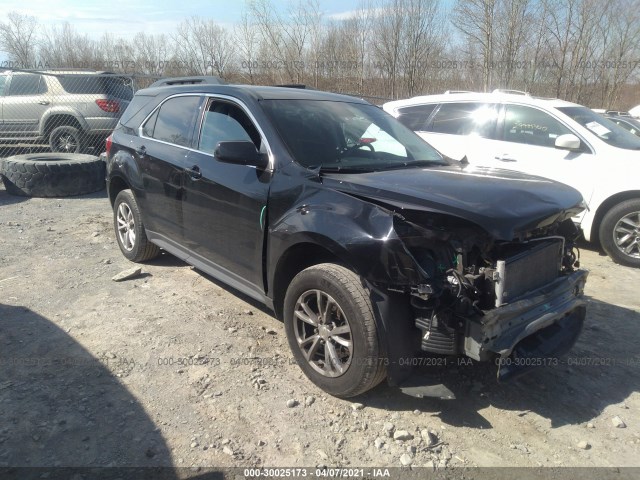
[399,0,445,97]
[235,11,260,83]
[596,0,640,106]
[373,0,405,97]
[131,33,171,75]
[173,17,236,77]
[452,0,498,91]
[0,12,39,68]
[493,0,532,89]
[39,23,99,69]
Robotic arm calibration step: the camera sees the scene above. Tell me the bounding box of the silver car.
[0,69,133,153]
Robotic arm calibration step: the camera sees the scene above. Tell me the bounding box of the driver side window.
[198,100,262,154]
[503,105,572,148]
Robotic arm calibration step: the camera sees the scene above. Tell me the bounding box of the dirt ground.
[1,181,639,474]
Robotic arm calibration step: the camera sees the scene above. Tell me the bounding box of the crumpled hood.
[322,165,585,240]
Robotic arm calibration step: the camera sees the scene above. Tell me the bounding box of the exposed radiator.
[495,240,562,307]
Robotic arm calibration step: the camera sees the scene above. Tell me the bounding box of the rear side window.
[428,102,498,138]
[0,76,6,95]
[7,74,46,96]
[395,104,437,131]
[58,76,133,100]
[143,96,202,148]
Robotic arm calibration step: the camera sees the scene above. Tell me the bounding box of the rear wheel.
[599,199,640,268]
[50,125,85,153]
[113,189,160,262]
[283,263,386,397]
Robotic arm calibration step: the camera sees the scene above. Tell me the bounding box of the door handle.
[135,145,146,156]
[189,165,202,180]
[495,154,517,162]
[38,100,50,105]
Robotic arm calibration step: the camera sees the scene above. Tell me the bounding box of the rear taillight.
[96,99,120,113]
[105,134,113,156]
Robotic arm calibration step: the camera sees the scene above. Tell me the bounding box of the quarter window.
[428,102,498,137]
[503,105,572,147]
[7,74,46,96]
[145,96,202,148]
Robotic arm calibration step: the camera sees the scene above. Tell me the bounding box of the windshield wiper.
[317,165,377,173]
[379,159,446,170]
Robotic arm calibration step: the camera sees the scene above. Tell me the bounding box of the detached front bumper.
[464,269,589,381]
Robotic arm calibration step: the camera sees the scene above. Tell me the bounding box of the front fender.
[268,187,427,289]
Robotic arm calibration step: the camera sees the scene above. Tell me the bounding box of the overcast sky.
[0,0,363,39]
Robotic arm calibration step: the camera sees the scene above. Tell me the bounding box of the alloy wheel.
[117,202,136,251]
[613,211,640,259]
[293,289,353,378]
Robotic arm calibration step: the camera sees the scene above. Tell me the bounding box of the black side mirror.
[214,141,268,169]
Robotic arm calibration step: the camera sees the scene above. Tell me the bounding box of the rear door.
[134,94,204,246]
[413,102,499,162]
[183,97,271,293]
[1,73,51,137]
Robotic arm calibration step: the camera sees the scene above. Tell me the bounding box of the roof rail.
[149,76,226,87]
[492,88,529,96]
[605,110,631,116]
[444,90,473,94]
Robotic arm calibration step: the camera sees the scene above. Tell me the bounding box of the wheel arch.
[42,114,84,137]
[590,190,640,246]
[108,174,131,207]
[271,240,352,320]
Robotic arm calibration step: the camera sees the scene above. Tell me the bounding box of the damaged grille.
[495,240,562,307]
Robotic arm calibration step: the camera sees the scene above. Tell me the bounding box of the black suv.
[106,79,589,398]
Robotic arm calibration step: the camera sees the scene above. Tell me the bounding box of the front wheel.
[283,263,386,397]
[113,189,160,262]
[599,199,640,268]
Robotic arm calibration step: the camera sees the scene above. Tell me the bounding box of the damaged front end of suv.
[393,207,587,384]
[290,165,589,397]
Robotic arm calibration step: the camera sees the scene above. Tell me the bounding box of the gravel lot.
[1,181,639,473]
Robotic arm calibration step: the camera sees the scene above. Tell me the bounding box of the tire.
[49,125,85,153]
[113,189,160,262]
[599,199,640,268]
[0,153,105,197]
[283,263,386,398]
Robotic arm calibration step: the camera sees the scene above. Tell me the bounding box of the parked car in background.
[603,112,640,137]
[106,79,588,398]
[384,91,640,267]
[0,69,133,153]
[629,104,640,118]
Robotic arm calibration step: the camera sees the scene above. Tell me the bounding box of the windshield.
[557,106,640,150]
[261,99,445,172]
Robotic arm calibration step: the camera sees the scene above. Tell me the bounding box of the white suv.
[383,91,640,267]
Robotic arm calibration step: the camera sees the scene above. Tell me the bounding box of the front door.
[1,73,52,138]
[183,98,271,292]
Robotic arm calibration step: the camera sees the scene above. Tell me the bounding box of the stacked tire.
[0,153,105,197]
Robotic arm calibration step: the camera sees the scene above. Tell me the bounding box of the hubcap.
[293,289,353,378]
[613,211,640,259]
[116,202,136,251]
[58,133,77,152]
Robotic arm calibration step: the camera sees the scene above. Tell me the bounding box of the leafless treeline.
[1,0,639,108]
